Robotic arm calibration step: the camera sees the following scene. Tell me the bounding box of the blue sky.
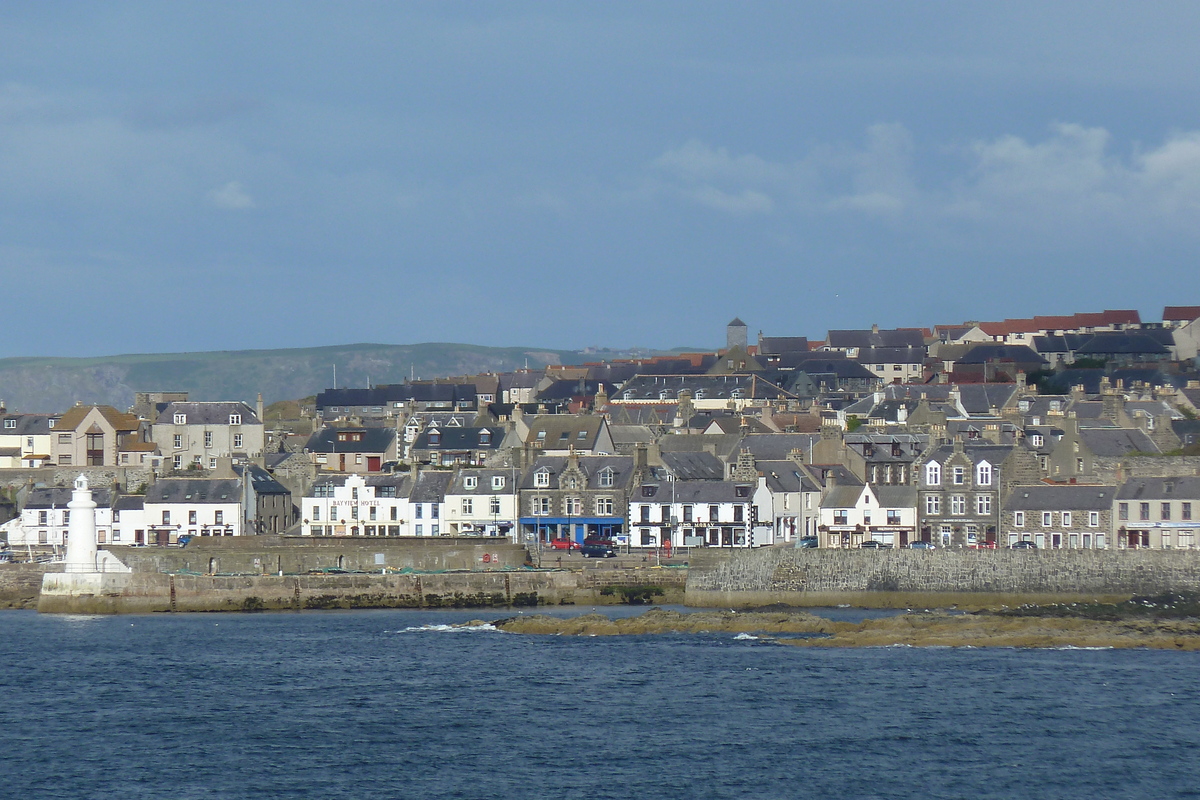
[4,2,1200,356]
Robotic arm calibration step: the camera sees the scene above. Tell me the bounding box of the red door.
[368,457,381,471]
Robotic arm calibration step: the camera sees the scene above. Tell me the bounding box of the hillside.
[0,343,581,413]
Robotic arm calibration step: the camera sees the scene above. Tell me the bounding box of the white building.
[151,401,265,471]
[143,478,243,545]
[818,482,918,548]
[5,485,114,547]
[302,473,410,537]
[443,467,519,538]
[629,480,760,549]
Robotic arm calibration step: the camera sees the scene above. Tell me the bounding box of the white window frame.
[492,475,505,490]
[533,470,550,488]
[976,462,992,486]
[229,414,241,425]
[1062,511,1073,527]
[925,462,941,486]
[173,413,186,424]
[1014,511,1025,527]
[464,476,478,490]
[1088,511,1099,527]
[1042,511,1052,527]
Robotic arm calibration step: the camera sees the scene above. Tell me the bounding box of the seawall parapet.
[686,548,1200,609]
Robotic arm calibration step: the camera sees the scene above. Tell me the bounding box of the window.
[1162,503,1171,521]
[351,506,359,520]
[1062,512,1072,527]
[925,463,941,486]
[2,419,13,429]
[709,504,720,523]
[1140,503,1150,521]
[1040,511,1051,527]
[950,495,966,515]
[733,505,744,522]
[925,495,941,514]
[565,497,582,515]
[415,505,423,519]
[976,463,992,486]
[462,498,473,515]
[577,430,588,440]
[204,431,213,448]
[1119,502,1128,521]
[312,506,320,522]
[735,485,750,498]
[431,505,438,519]
[492,475,505,490]
[38,510,47,525]
[431,525,439,536]
[415,524,423,535]
[1088,511,1099,527]
[174,413,186,424]
[976,495,992,515]
[1184,502,1193,521]
[952,466,965,485]
[189,510,197,525]
[479,430,491,444]
[369,506,377,521]
[233,434,242,448]
[1030,434,1043,448]
[173,455,182,469]
[162,511,171,525]
[428,430,441,445]
[887,510,901,525]
[596,497,614,515]
[229,414,241,425]
[682,505,693,523]
[58,433,71,444]
[534,470,550,488]
[598,468,614,488]
[533,497,550,515]
[1014,511,1025,527]
[214,511,224,525]
[464,476,478,490]
[489,498,501,515]
[208,458,216,469]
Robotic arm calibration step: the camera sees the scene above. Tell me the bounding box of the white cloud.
[651,122,1200,238]
[208,180,255,210]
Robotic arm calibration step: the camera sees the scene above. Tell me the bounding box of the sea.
[2,606,1198,800]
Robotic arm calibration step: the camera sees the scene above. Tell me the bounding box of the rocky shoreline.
[485,594,1200,650]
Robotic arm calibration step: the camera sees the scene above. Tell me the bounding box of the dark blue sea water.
[2,606,1199,800]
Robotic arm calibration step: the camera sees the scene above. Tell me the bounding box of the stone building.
[1002,484,1115,549]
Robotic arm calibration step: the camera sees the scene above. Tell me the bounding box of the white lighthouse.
[64,474,98,573]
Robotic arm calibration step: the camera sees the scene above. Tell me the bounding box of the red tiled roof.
[1164,306,1200,322]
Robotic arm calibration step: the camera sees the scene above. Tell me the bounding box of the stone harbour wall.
[0,563,62,608]
[686,548,1200,608]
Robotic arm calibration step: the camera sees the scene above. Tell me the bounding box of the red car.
[549,538,580,551]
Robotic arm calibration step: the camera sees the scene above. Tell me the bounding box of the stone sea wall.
[687,548,1200,608]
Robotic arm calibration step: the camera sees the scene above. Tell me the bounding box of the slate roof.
[1003,484,1117,512]
[113,495,145,512]
[1078,428,1158,456]
[615,374,797,401]
[733,433,821,462]
[827,328,925,349]
[857,346,926,365]
[1074,333,1170,356]
[756,460,821,494]
[636,480,754,504]
[757,336,810,356]
[411,426,502,451]
[1116,476,1200,501]
[957,344,1047,365]
[447,468,517,495]
[234,464,290,495]
[25,487,114,509]
[526,416,605,448]
[535,379,604,402]
[409,471,452,503]
[145,479,240,504]
[305,427,396,454]
[923,442,1014,465]
[521,455,636,490]
[156,402,259,425]
[0,414,54,435]
[660,451,726,481]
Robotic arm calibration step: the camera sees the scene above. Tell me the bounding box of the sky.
[4,2,1200,357]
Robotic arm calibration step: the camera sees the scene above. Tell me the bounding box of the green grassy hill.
[0,343,581,413]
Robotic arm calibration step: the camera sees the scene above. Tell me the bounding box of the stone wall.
[106,535,527,574]
[687,547,1200,608]
[0,563,62,608]
[38,569,580,614]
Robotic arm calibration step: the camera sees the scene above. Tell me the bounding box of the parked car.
[1010,540,1038,549]
[581,542,617,558]
[907,541,936,550]
[797,536,819,549]
[859,540,892,549]
[548,538,579,551]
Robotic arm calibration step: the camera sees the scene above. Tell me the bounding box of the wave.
[396,623,501,634]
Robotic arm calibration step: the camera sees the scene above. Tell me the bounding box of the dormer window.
[730,389,744,399]
[174,413,187,425]
[1031,434,1043,448]
[229,414,241,425]
[659,390,671,401]
[492,475,505,490]
[598,468,614,488]
[925,462,941,486]
[694,389,705,400]
[428,429,441,445]
[534,469,550,488]
[976,462,992,486]
[464,476,478,490]
[622,391,634,400]
[478,430,491,444]
[3,419,14,429]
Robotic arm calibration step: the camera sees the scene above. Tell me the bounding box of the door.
[368,457,381,471]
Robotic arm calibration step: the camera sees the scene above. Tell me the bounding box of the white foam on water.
[397,623,501,634]
[1052,645,1115,651]
[733,633,758,640]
